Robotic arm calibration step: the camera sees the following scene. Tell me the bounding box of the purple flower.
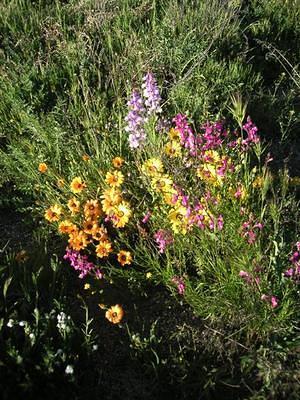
[125,90,146,149]
[142,211,152,224]
[154,229,174,253]
[142,72,162,115]
[241,117,260,150]
[172,276,185,295]
[64,248,95,279]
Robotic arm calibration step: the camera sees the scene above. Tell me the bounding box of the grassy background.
[0,0,300,399]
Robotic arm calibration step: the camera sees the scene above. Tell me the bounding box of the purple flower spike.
[142,72,162,115]
[125,90,146,149]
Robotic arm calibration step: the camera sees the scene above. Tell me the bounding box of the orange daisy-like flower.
[105,304,124,324]
[112,157,124,169]
[58,220,77,235]
[68,231,89,251]
[117,250,132,266]
[84,199,101,218]
[45,204,62,222]
[91,226,108,242]
[105,170,124,187]
[70,177,86,193]
[83,219,98,235]
[38,163,48,173]
[96,240,113,258]
[67,197,80,215]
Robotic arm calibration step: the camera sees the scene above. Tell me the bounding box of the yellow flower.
[70,177,86,193]
[57,178,65,188]
[151,175,174,193]
[168,128,181,141]
[84,283,90,290]
[164,141,182,158]
[169,206,188,234]
[38,163,48,173]
[105,304,124,324]
[112,157,124,169]
[96,240,113,258]
[45,204,62,222]
[84,199,101,218]
[67,197,80,215]
[197,164,223,186]
[101,188,122,215]
[146,272,152,279]
[142,158,164,177]
[105,170,124,187]
[58,220,77,235]
[117,250,132,266]
[112,201,131,228]
[252,176,263,188]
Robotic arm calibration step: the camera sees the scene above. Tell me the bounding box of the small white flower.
[92,344,98,351]
[7,319,14,328]
[65,365,74,375]
[19,321,26,327]
[29,333,35,340]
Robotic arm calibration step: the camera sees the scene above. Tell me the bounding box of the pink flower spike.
[142,211,151,224]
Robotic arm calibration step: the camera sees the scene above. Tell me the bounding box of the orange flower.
[112,157,124,169]
[67,197,80,214]
[117,250,132,266]
[105,170,124,187]
[101,188,122,215]
[68,231,89,251]
[96,240,113,258]
[82,154,90,162]
[91,226,108,241]
[70,177,86,193]
[38,163,48,173]
[45,204,62,222]
[83,219,98,235]
[84,199,101,218]
[58,220,77,235]
[105,304,124,324]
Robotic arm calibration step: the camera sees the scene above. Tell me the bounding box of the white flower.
[7,319,14,328]
[92,344,98,351]
[65,365,74,374]
[19,321,26,327]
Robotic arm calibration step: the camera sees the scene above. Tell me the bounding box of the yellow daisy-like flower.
[112,157,124,169]
[168,128,181,142]
[96,240,113,258]
[151,175,174,193]
[67,197,80,215]
[203,150,221,164]
[45,204,62,222]
[169,206,188,234]
[164,141,182,158]
[117,250,132,267]
[112,201,132,228]
[38,163,48,173]
[142,158,164,177]
[105,170,124,187]
[105,304,124,324]
[101,188,122,215]
[70,177,86,193]
[197,164,223,186]
[58,220,77,235]
[84,199,101,218]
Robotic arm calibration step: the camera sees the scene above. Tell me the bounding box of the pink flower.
[142,211,151,224]
[172,276,185,295]
[261,294,279,308]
